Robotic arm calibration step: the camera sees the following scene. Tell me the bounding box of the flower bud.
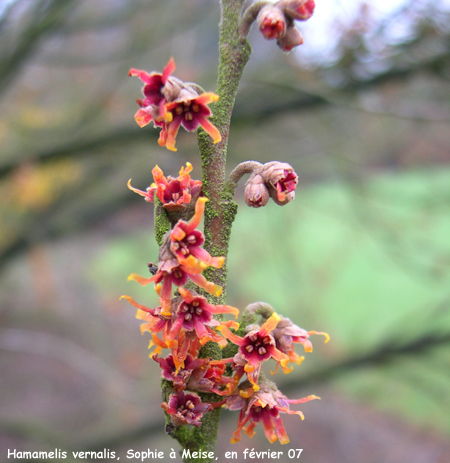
[283,0,316,21]
[277,25,303,52]
[260,161,298,205]
[245,173,270,208]
[257,5,287,40]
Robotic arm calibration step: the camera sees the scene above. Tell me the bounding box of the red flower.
[162,391,213,427]
[130,58,221,151]
[120,294,172,336]
[218,313,290,392]
[170,197,225,269]
[129,58,177,127]
[127,162,202,212]
[153,354,209,390]
[166,287,239,347]
[226,381,319,444]
[160,92,221,152]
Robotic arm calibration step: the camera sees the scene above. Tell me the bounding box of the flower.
[170,196,225,269]
[160,91,221,152]
[257,5,287,40]
[166,287,239,347]
[127,162,202,212]
[154,354,233,395]
[217,313,291,392]
[153,354,209,390]
[129,58,178,127]
[162,391,213,427]
[129,58,221,151]
[260,161,298,205]
[120,294,172,337]
[225,380,319,444]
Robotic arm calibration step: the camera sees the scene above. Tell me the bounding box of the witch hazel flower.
[154,354,233,395]
[127,162,202,212]
[129,58,179,127]
[169,197,225,269]
[161,91,221,152]
[225,380,319,444]
[167,287,239,347]
[153,354,209,391]
[129,58,221,151]
[217,313,291,393]
[162,391,213,428]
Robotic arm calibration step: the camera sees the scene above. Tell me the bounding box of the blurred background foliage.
[1,0,450,462]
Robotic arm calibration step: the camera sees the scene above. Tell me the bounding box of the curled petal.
[134,108,153,127]
[259,313,281,337]
[127,273,157,286]
[308,330,331,343]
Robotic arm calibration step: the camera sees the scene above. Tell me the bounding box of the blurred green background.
[1,0,450,462]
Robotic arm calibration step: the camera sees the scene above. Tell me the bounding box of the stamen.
[245,345,254,353]
[173,269,183,279]
[186,401,195,410]
[258,347,267,355]
[187,235,197,244]
[192,104,200,112]
[185,112,193,121]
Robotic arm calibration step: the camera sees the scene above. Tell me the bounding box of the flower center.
[243,334,272,358]
[180,300,203,321]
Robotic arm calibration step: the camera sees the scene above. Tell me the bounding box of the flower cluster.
[225,380,319,444]
[123,161,328,443]
[129,59,221,151]
[256,0,316,52]
[128,162,202,213]
[122,188,240,425]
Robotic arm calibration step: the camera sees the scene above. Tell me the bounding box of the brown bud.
[245,173,270,208]
[277,25,304,52]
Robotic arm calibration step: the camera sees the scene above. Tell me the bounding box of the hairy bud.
[257,5,287,40]
[245,173,270,208]
[277,25,304,52]
[283,0,316,21]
